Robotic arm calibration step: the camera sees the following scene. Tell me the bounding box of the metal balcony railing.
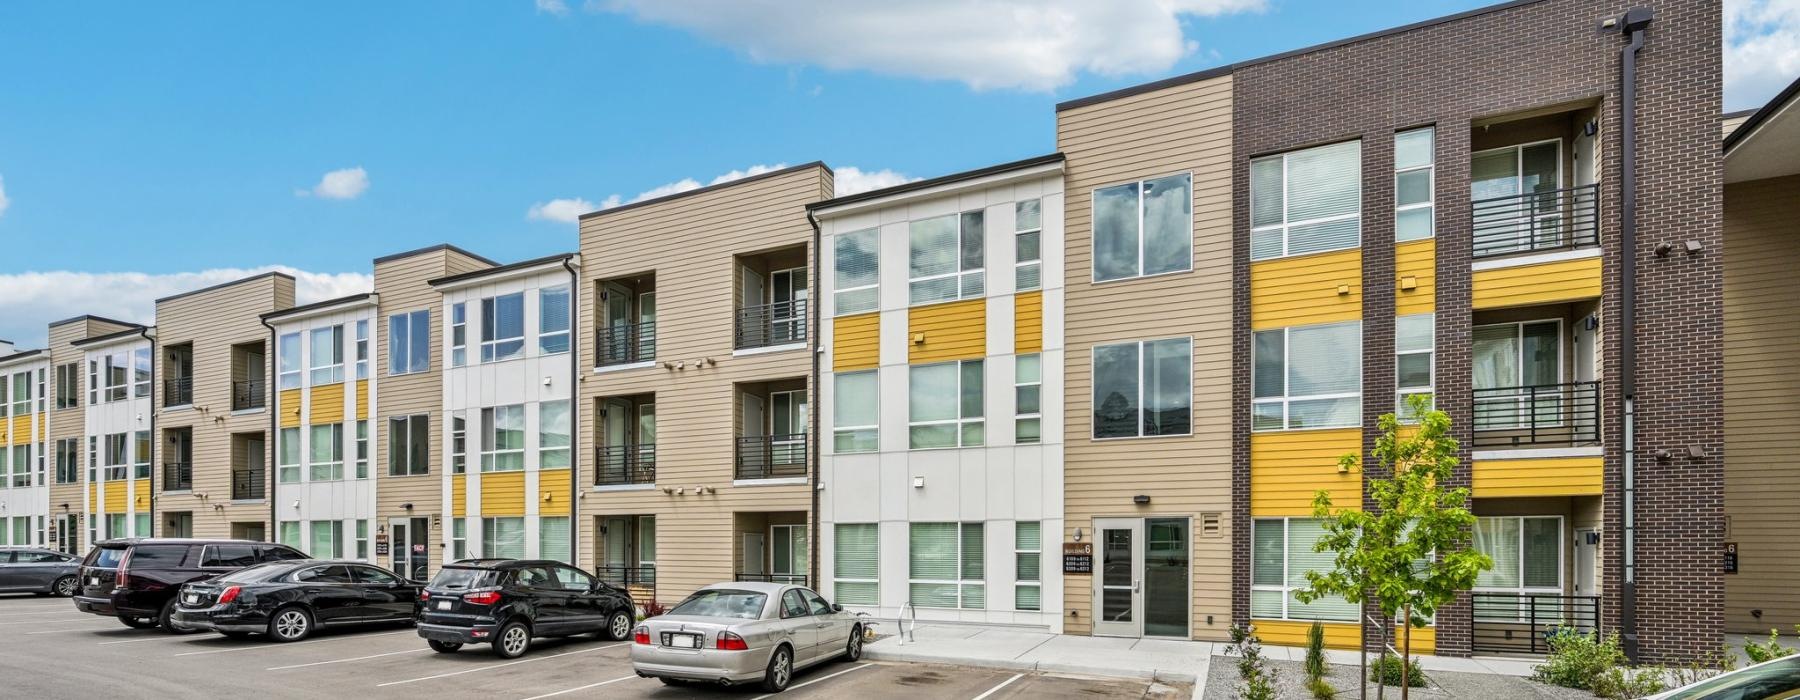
[734,434,808,480]
[734,300,808,350]
[735,572,809,586]
[231,467,265,500]
[595,565,657,607]
[594,445,656,486]
[1471,381,1600,448]
[163,462,192,492]
[232,379,266,411]
[1471,592,1601,655]
[597,321,656,367]
[1471,184,1600,259]
[163,377,193,407]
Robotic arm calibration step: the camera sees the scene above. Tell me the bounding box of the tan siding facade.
[47,318,134,550]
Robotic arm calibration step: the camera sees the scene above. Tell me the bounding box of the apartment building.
[575,163,831,606]
[71,325,155,544]
[44,316,135,553]
[0,344,49,545]
[152,272,294,540]
[813,156,1067,629]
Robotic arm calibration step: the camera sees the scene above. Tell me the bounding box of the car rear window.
[669,590,768,620]
[88,547,128,569]
[127,545,190,567]
[428,567,499,591]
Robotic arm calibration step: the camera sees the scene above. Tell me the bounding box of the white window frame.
[908,522,985,610]
[1015,199,1042,291]
[133,347,151,399]
[388,415,430,477]
[308,325,344,386]
[479,292,526,363]
[1250,142,1363,261]
[1091,337,1194,440]
[55,363,79,410]
[480,404,526,473]
[907,359,984,449]
[832,371,878,454]
[355,520,370,561]
[832,228,880,316]
[388,310,430,376]
[1250,517,1358,622]
[450,302,468,368]
[354,319,370,380]
[1015,353,1042,445]
[1251,322,1363,432]
[451,518,467,560]
[1394,127,1436,242]
[482,517,526,559]
[907,211,985,306]
[10,370,29,416]
[538,285,571,355]
[1396,313,1435,417]
[1015,521,1041,611]
[538,400,571,469]
[1472,515,1565,622]
[1473,318,1563,429]
[277,332,302,390]
[354,420,369,479]
[1091,172,1195,282]
[450,416,467,475]
[308,423,344,482]
[277,427,301,484]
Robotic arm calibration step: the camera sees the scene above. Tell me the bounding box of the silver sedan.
[630,582,864,693]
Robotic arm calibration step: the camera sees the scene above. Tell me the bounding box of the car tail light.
[633,626,650,645]
[716,631,749,651]
[462,590,501,605]
[419,590,431,602]
[216,586,242,605]
[115,550,133,589]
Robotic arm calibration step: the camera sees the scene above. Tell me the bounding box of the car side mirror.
[832,604,844,613]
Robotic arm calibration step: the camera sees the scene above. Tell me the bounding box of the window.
[538,400,571,468]
[92,351,129,403]
[1015,522,1041,611]
[452,518,467,560]
[388,415,430,476]
[55,363,79,409]
[480,405,525,472]
[55,439,78,484]
[1472,320,1561,429]
[278,427,301,483]
[35,368,44,413]
[1250,140,1362,261]
[354,320,370,379]
[9,447,27,487]
[1473,516,1561,621]
[833,229,880,315]
[908,211,984,305]
[355,520,369,560]
[309,325,344,385]
[388,311,429,375]
[1396,314,1435,417]
[1015,199,1042,291]
[1252,322,1362,431]
[482,517,525,558]
[310,520,343,559]
[279,521,302,550]
[480,292,525,363]
[771,524,808,579]
[277,332,302,389]
[540,516,570,563]
[1015,354,1042,444]
[11,371,29,415]
[450,416,467,474]
[308,423,343,481]
[908,360,983,449]
[133,347,151,398]
[1395,128,1435,241]
[101,432,127,481]
[354,420,369,479]
[832,371,878,453]
[450,302,468,367]
[539,285,571,355]
[638,515,656,570]
[133,430,150,479]
[834,523,878,606]
[1094,173,1192,281]
[1251,518,1357,622]
[1093,338,1192,439]
[910,522,984,609]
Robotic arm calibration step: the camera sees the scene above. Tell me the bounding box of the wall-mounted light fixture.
[1684,240,1703,254]
[1655,242,1673,257]
[1133,494,1151,505]
[912,476,925,489]
[402,502,414,511]
[1073,527,1085,542]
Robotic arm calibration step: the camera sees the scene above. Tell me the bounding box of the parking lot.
[0,594,1186,699]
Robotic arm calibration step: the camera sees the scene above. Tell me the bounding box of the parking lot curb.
[862,645,1199,684]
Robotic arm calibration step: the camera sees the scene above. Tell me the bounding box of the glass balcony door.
[1472,140,1563,253]
[1472,321,1561,430]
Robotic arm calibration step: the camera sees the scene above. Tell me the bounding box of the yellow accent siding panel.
[1251,249,1363,330]
[104,482,127,512]
[309,383,345,425]
[135,479,150,509]
[1471,256,1602,310]
[89,483,99,512]
[1472,456,1604,497]
[479,471,526,516]
[354,380,369,421]
[1250,429,1362,516]
[1395,239,1437,315]
[538,469,570,515]
[1015,292,1043,354]
[451,475,467,517]
[10,415,30,441]
[909,298,987,364]
[832,313,880,372]
[1254,620,1434,653]
[279,389,303,428]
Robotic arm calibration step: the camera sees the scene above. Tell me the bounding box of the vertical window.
[450,303,468,367]
[55,439,78,484]
[11,371,28,415]
[909,522,985,609]
[480,293,526,363]
[310,520,343,559]
[1396,314,1435,417]
[308,423,344,481]
[1250,141,1362,261]
[133,430,150,479]
[1093,338,1192,439]
[278,427,301,483]
[832,371,878,453]
[1015,199,1042,291]
[539,516,571,563]
[1394,128,1435,241]
[388,311,430,375]
[538,400,571,468]
[387,415,429,476]
[1015,354,1042,444]
[354,320,370,379]
[10,446,28,487]
[309,325,344,385]
[908,360,984,449]
[834,523,879,606]
[480,405,525,472]
[104,351,128,402]
[278,333,302,389]
[279,521,301,549]
[35,367,45,413]
[355,520,370,561]
[482,517,525,558]
[1093,173,1193,281]
[103,433,127,480]
[87,358,97,404]
[1015,522,1041,611]
[908,211,985,305]
[638,515,657,570]
[86,436,97,483]
[450,416,467,474]
[833,229,880,315]
[1472,320,1561,430]
[539,285,571,355]
[55,363,79,409]
[451,518,468,560]
[354,420,369,479]
[1251,519,1357,621]
[133,347,151,398]
[1473,516,1562,621]
[1252,322,1362,431]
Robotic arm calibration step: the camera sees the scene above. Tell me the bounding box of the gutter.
[259,315,278,541]
[137,326,156,535]
[807,209,823,589]
[561,254,581,565]
[1609,6,1653,663]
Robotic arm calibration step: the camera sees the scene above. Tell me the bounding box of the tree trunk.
[1359,616,1368,700]
[1400,604,1413,700]
[1377,614,1388,700]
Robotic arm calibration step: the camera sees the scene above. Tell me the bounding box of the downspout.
[259,315,277,541]
[561,254,581,565]
[1611,6,1653,663]
[806,209,823,589]
[138,327,156,536]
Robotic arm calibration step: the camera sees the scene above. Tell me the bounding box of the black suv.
[74,539,310,631]
[416,559,636,658]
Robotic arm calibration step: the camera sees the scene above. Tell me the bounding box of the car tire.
[604,610,633,641]
[51,576,78,597]
[428,639,463,653]
[840,625,863,662]
[267,606,314,643]
[158,599,201,635]
[492,620,531,659]
[119,615,158,629]
[761,644,793,693]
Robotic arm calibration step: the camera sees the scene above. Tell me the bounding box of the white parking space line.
[24,622,122,634]
[266,647,429,670]
[0,610,95,618]
[970,672,1024,700]
[749,662,873,700]
[173,629,416,656]
[516,674,636,700]
[0,617,101,625]
[375,642,627,687]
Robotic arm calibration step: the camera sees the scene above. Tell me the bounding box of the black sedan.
[171,560,422,642]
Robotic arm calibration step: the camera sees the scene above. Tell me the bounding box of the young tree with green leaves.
[1294,394,1492,700]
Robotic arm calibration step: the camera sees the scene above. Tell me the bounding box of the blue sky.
[0,0,1793,347]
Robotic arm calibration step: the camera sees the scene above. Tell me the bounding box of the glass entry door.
[389,517,430,581]
[1092,518,1142,637]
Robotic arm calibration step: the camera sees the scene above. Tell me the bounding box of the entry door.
[1091,518,1143,637]
[741,533,766,576]
[1573,527,1598,597]
[770,268,807,343]
[770,391,807,466]
[771,524,807,580]
[743,394,766,438]
[390,517,431,581]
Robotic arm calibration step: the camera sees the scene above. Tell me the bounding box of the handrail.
[163,377,193,407]
[232,379,267,411]
[1472,381,1601,448]
[594,444,656,486]
[734,434,809,480]
[734,299,809,349]
[596,321,656,366]
[1471,183,1600,258]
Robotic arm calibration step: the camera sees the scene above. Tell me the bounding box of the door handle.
[1134,579,1141,593]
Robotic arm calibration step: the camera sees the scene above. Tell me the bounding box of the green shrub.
[1744,627,1797,664]
[1304,621,1327,682]
[1592,666,1668,700]
[1307,676,1337,699]
[1369,655,1428,687]
[1228,624,1277,700]
[1534,630,1627,690]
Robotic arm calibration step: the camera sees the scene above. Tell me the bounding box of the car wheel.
[840,625,863,662]
[428,639,463,653]
[604,610,633,641]
[119,615,158,629]
[158,599,201,635]
[492,620,531,659]
[761,644,793,693]
[267,607,314,643]
[52,576,78,597]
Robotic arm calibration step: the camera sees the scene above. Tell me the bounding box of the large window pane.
[1287,323,1361,396]
[909,364,957,423]
[909,523,958,581]
[834,229,880,315]
[1093,182,1140,281]
[834,523,878,605]
[833,372,878,453]
[1250,159,1284,228]
[1092,343,1140,438]
[1474,517,1522,588]
[1286,141,1361,223]
[1142,174,1192,276]
[1522,518,1560,588]
[1252,520,1284,586]
[1472,325,1520,391]
[1143,339,1191,436]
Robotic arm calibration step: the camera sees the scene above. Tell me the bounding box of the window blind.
[539,517,571,563]
[834,523,879,605]
[834,229,880,315]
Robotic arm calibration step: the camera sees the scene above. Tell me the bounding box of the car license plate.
[667,633,701,649]
[436,600,451,610]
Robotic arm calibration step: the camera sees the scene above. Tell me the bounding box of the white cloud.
[527,197,598,223]
[299,167,370,200]
[536,0,570,16]
[0,267,373,348]
[833,167,918,195]
[592,163,789,210]
[0,175,9,220]
[592,0,1265,91]
[1727,0,1800,110]
[539,163,917,219]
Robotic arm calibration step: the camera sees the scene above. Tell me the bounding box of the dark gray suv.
[0,547,81,596]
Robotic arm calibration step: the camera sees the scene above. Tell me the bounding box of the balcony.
[162,462,192,492]
[595,565,656,607]
[1471,592,1600,655]
[232,379,266,411]
[595,445,656,487]
[231,467,265,501]
[1472,381,1600,448]
[163,377,193,408]
[734,434,808,480]
[735,299,808,350]
[1471,184,1599,259]
[596,321,655,367]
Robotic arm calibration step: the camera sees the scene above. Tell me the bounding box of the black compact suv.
[73,538,310,631]
[415,559,636,658]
